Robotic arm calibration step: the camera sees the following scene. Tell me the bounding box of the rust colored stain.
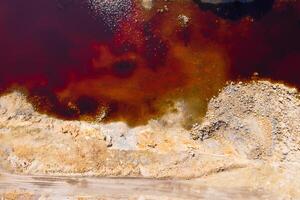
[0,0,299,126]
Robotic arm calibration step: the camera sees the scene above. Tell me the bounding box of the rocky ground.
[1,81,300,199]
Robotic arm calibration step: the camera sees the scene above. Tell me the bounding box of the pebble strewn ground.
[1,81,300,199]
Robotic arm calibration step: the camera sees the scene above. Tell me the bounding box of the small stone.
[147,143,157,148]
[0,107,7,115]
[178,14,190,27]
[141,0,153,10]
[288,88,298,95]
[282,145,290,155]
[164,5,169,11]
[104,135,113,147]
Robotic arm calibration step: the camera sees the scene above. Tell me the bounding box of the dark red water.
[0,0,299,125]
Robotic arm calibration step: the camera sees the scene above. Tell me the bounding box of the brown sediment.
[0,0,299,126]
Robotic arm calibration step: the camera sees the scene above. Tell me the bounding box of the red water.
[0,0,299,125]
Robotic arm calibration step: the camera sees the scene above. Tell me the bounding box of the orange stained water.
[0,0,299,126]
